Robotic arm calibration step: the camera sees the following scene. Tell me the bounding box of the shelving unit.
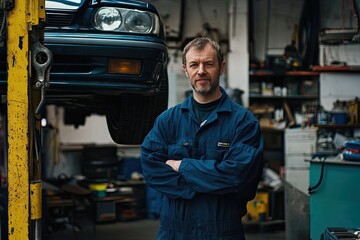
[248,70,320,173]
[249,70,319,119]
[311,66,360,140]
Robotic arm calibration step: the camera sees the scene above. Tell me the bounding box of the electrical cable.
[308,157,326,194]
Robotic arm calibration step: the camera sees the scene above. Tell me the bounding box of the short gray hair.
[182,37,223,66]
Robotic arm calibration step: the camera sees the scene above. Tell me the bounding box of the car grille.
[46,12,75,27]
[51,55,96,73]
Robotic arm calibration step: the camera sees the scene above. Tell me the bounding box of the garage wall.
[227,0,249,105]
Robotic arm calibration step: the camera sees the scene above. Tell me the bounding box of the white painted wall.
[320,73,360,111]
[228,0,249,106]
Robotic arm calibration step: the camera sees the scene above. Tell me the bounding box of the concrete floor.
[48,218,285,240]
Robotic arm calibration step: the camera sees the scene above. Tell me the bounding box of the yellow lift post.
[5,0,49,239]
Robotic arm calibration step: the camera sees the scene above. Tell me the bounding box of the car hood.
[45,0,155,11]
[45,0,87,10]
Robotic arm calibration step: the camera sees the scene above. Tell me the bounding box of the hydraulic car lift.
[2,0,51,239]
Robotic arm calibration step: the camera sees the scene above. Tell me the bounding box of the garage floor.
[48,218,285,240]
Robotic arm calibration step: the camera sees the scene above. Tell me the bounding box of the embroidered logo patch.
[217,141,230,147]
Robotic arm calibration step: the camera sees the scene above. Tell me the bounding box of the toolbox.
[323,227,360,240]
[343,140,360,162]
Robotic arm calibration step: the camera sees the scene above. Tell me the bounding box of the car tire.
[106,70,168,145]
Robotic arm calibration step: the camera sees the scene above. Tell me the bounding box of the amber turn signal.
[108,59,141,75]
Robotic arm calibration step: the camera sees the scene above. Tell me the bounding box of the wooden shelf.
[250,70,319,76]
[312,65,360,72]
[250,94,318,100]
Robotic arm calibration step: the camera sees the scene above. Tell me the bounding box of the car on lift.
[0,0,168,144]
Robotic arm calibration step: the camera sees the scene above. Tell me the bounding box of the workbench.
[308,157,360,240]
[93,181,147,222]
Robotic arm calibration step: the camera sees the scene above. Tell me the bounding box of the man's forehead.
[186,46,217,61]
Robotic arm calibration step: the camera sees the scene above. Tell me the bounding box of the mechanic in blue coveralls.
[141,37,264,240]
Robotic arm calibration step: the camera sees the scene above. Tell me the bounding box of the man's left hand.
[166,160,182,172]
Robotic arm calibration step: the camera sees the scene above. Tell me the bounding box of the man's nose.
[198,64,206,75]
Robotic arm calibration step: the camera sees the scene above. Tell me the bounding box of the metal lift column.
[6,0,47,239]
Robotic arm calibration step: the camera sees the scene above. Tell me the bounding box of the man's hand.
[166,160,182,172]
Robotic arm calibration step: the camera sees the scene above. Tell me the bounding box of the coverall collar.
[180,87,233,114]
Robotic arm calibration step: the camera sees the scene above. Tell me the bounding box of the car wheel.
[106,70,168,144]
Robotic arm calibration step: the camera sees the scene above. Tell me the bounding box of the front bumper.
[0,32,168,96]
[44,32,168,94]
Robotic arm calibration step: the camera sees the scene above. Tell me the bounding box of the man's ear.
[183,65,189,77]
[219,61,226,75]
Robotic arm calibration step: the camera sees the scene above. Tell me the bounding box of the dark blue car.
[0,0,168,144]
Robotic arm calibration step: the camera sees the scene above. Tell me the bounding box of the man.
[141,37,264,240]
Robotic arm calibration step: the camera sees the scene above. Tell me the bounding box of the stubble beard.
[192,82,217,95]
[191,74,220,96]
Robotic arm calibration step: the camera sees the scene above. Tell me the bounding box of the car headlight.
[94,7,122,31]
[93,7,160,34]
[125,10,152,33]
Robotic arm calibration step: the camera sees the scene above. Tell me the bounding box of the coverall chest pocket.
[205,138,230,161]
[168,138,198,159]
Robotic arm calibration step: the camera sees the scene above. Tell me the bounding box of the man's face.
[183,44,225,96]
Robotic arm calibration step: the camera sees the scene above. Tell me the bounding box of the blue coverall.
[141,88,264,240]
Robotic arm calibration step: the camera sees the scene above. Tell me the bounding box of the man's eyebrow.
[187,58,216,66]
[188,60,198,65]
